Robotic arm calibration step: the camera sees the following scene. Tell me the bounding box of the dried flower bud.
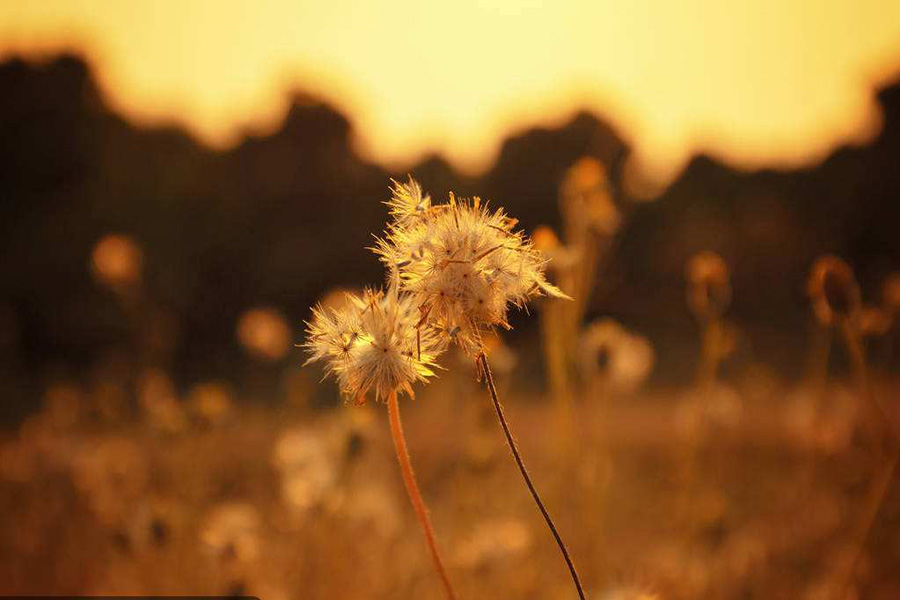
[807,255,860,326]
[559,157,621,237]
[686,251,731,319]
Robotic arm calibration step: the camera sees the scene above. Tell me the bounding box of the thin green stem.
[478,352,587,600]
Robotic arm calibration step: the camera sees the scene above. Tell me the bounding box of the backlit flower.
[375,178,568,355]
[303,280,442,403]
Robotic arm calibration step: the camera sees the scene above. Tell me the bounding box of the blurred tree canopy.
[1,55,898,422]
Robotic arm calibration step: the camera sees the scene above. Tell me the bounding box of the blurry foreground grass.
[1,372,898,599]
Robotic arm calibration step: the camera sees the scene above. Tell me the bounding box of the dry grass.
[1,372,898,599]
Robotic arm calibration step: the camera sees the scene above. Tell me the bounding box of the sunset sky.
[2,1,899,187]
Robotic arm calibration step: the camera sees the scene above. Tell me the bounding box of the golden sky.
[2,1,899,187]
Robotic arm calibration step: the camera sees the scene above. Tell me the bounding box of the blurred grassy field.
[2,371,898,600]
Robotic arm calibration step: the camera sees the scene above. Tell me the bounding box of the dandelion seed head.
[376,178,568,355]
[385,176,432,228]
[303,283,441,403]
[579,319,655,392]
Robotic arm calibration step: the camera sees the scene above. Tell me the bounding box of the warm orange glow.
[90,234,143,288]
[237,307,291,362]
[2,1,899,185]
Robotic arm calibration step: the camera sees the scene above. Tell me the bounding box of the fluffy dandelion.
[303,277,457,600]
[579,319,655,394]
[375,177,586,599]
[304,281,442,403]
[375,177,567,357]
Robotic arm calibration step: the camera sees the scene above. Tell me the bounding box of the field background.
[0,42,899,599]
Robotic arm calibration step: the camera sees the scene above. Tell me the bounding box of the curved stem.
[842,321,893,439]
[386,391,458,600]
[478,352,587,600]
[832,321,899,600]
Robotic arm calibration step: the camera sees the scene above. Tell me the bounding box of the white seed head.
[385,176,432,228]
[376,181,569,355]
[303,283,442,404]
[579,319,655,392]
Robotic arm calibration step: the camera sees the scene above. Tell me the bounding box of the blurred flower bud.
[807,255,860,326]
[579,319,655,392]
[559,157,621,237]
[200,502,261,564]
[137,368,187,434]
[237,307,291,361]
[686,251,731,319]
[90,234,143,288]
[187,381,234,426]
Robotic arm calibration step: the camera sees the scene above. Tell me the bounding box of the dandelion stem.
[478,352,587,600]
[832,321,899,600]
[386,391,458,600]
[842,321,894,437]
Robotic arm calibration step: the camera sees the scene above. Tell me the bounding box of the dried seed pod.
[578,319,655,392]
[559,157,621,238]
[807,255,861,326]
[686,251,732,319]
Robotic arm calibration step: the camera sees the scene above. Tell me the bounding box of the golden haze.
[2,0,900,186]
